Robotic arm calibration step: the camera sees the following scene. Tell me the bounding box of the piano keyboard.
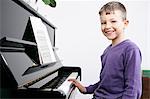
[42,72,78,96]
[56,72,78,95]
[28,72,58,88]
[42,73,70,89]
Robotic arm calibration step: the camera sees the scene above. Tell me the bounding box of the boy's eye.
[111,21,117,23]
[101,22,106,25]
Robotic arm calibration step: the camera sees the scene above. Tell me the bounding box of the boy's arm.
[85,81,100,94]
[68,79,100,94]
[122,48,142,99]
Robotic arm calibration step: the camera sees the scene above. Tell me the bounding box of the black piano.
[0,0,81,98]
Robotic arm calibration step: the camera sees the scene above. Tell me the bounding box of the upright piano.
[0,0,81,98]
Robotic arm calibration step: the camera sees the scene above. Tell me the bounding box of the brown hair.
[99,1,127,20]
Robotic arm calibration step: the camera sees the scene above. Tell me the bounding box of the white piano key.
[56,72,78,96]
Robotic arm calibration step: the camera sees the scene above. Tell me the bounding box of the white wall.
[124,0,150,70]
[24,0,150,98]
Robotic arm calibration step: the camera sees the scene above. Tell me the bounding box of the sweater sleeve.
[84,81,100,94]
[122,48,142,99]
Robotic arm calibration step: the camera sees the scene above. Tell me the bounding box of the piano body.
[0,0,81,98]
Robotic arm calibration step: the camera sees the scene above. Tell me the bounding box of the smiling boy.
[69,1,142,99]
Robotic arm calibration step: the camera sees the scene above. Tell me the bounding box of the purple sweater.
[85,40,142,99]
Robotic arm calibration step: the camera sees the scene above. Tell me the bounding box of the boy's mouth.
[104,30,115,35]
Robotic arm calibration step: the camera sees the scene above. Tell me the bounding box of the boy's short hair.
[99,1,127,20]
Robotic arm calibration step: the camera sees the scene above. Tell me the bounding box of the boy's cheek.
[101,25,104,30]
[101,28,104,31]
[101,26,107,32]
[101,27,104,33]
[101,29,106,35]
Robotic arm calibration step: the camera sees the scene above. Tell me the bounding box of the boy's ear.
[124,19,129,27]
[125,20,129,25]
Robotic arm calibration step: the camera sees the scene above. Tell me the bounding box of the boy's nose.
[105,22,112,29]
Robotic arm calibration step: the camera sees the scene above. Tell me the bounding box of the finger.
[68,79,76,81]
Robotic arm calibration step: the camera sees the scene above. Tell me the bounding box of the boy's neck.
[111,34,126,46]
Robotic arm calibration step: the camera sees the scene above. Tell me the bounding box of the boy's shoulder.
[123,39,140,51]
[102,39,140,54]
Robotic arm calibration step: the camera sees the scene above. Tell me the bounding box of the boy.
[68,1,142,99]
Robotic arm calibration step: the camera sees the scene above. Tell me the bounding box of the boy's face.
[100,10,128,41]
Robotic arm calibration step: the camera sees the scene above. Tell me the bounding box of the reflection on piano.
[0,46,81,98]
[0,0,81,99]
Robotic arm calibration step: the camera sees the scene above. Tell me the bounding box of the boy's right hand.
[68,79,87,93]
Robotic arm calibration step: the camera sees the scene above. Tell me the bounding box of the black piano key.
[41,73,71,89]
[55,76,67,88]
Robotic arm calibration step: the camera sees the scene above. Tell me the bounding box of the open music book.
[29,16,56,64]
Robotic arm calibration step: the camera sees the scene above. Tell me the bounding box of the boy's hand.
[68,79,87,93]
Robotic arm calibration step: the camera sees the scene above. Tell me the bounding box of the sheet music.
[30,16,56,64]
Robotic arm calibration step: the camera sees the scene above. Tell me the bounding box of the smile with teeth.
[105,30,115,35]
